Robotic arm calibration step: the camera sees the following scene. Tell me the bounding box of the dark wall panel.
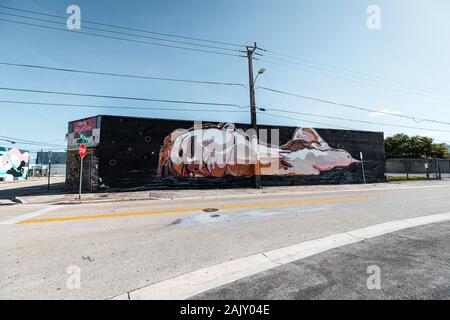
[89,115,385,191]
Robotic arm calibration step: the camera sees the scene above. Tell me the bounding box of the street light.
[254,68,266,83]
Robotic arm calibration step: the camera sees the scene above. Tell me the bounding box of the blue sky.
[1,0,450,151]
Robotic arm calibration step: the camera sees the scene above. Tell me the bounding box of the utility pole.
[47,151,52,191]
[246,42,261,189]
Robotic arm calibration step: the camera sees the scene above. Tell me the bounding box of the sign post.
[360,152,367,184]
[47,151,52,191]
[79,144,86,200]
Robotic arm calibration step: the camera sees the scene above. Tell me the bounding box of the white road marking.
[0,205,63,225]
[403,213,450,227]
[114,254,279,300]
[157,183,450,202]
[263,233,362,265]
[113,212,450,300]
[347,221,412,239]
[0,199,16,205]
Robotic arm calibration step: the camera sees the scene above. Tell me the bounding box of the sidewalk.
[7,178,450,205]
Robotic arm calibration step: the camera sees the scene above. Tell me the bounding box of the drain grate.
[202,208,219,213]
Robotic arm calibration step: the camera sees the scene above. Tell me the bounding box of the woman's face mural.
[157,123,357,178]
[0,148,30,180]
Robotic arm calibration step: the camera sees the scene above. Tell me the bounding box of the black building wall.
[90,115,385,191]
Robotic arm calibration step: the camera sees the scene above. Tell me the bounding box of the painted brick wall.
[65,149,99,192]
[66,115,385,192]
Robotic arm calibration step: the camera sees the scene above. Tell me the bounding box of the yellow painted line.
[16,197,370,225]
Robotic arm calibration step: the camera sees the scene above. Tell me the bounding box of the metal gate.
[385,158,450,180]
[436,159,450,180]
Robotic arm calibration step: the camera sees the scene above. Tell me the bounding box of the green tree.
[430,143,449,159]
[385,134,449,159]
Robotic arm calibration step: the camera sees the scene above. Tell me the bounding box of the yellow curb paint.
[16,197,370,225]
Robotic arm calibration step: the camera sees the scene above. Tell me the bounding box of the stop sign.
[79,144,87,159]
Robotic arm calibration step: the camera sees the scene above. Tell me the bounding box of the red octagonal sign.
[79,144,87,159]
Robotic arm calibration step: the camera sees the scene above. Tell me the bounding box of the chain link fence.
[386,158,450,180]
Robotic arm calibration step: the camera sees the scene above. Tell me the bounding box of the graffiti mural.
[64,115,386,192]
[0,147,30,182]
[67,116,101,150]
[157,123,357,178]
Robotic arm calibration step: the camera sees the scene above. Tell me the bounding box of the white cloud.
[370,109,402,117]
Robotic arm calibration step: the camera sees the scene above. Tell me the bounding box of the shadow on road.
[0,182,67,199]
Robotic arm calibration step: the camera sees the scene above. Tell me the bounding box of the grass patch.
[387,176,429,181]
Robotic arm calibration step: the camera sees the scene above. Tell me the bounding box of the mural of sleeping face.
[157,123,357,178]
[0,147,30,181]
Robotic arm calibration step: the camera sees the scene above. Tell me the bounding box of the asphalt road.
[1,180,450,299]
[193,221,450,300]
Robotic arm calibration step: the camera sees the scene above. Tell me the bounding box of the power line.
[0,135,65,147]
[263,48,450,97]
[257,58,450,102]
[259,107,450,134]
[257,111,354,130]
[0,99,248,113]
[0,137,17,144]
[0,11,240,53]
[0,87,246,108]
[0,5,244,48]
[1,140,65,148]
[2,5,448,136]
[6,98,448,134]
[257,86,450,126]
[0,136,61,146]
[0,18,243,58]
[259,48,450,99]
[0,135,66,146]
[261,109,450,134]
[40,138,67,143]
[0,62,247,88]
[0,134,66,150]
[2,88,448,134]
[13,142,66,148]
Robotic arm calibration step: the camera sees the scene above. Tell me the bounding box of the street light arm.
[254,73,260,84]
[254,68,266,84]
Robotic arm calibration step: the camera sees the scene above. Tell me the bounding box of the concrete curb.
[0,199,17,206]
[111,212,450,300]
[9,181,450,206]
[58,183,450,206]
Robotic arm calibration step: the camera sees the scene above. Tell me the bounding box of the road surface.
[1,180,450,299]
[193,221,450,300]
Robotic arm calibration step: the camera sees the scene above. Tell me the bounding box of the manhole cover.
[202,208,219,213]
